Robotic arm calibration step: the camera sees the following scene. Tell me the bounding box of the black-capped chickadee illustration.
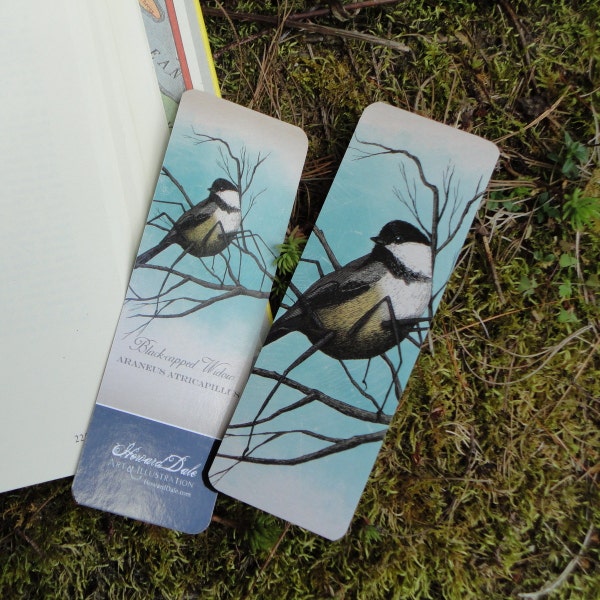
[135,178,241,267]
[266,220,432,360]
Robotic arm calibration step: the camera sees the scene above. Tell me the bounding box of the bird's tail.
[264,315,297,346]
[134,239,170,267]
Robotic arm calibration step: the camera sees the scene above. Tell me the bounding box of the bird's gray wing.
[302,256,386,310]
[173,198,213,229]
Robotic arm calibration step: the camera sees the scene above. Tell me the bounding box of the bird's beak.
[371,235,384,245]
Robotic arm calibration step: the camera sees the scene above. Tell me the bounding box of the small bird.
[266,220,432,360]
[135,178,241,267]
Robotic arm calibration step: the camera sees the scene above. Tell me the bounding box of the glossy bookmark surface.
[73,90,307,533]
[209,103,498,540]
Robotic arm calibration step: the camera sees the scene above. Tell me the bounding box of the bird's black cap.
[209,178,238,193]
[371,220,430,247]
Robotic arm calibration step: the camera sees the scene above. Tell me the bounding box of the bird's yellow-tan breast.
[316,275,431,348]
[181,208,241,248]
[317,285,389,345]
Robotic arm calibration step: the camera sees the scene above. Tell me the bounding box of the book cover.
[139,0,220,125]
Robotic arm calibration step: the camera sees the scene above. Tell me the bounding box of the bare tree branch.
[160,166,194,209]
[219,430,386,467]
[127,133,278,336]
[239,367,393,425]
[218,135,490,468]
[188,131,243,188]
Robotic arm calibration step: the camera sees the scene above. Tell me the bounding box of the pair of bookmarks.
[74,94,498,539]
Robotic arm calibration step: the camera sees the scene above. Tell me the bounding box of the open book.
[0,1,215,493]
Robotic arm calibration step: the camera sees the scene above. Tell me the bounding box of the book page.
[0,1,168,492]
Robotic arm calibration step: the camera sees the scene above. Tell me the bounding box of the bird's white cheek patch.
[391,243,432,278]
[73,90,308,534]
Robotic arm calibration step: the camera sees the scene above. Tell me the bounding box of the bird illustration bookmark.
[208,103,499,540]
[72,90,307,533]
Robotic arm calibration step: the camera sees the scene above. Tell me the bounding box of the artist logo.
[111,442,201,478]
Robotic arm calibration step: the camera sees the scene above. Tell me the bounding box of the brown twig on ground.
[204,1,402,23]
[494,89,571,143]
[497,0,541,95]
[243,522,291,600]
[518,522,596,599]
[203,5,410,51]
[475,221,506,305]
[211,513,240,529]
[496,0,533,68]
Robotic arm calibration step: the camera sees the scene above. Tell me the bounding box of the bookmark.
[73,90,307,533]
[208,103,498,540]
